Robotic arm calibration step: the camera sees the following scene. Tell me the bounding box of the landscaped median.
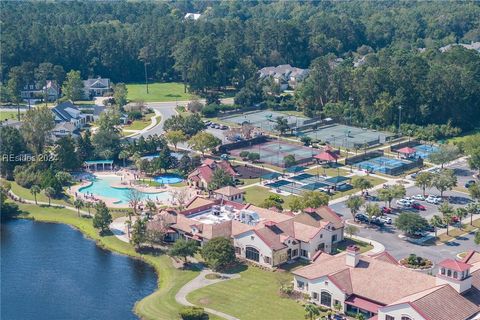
[436,218,480,244]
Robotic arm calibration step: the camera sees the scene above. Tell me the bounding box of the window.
[292,249,298,257]
[453,271,458,278]
[245,246,260,262]
[401,317,412,320]
[441,268,445,275]
[320,291,332,307]
[235,247,241,255]
[320,234,323,238]
[332,234,338,242]
[250,236,255,240]
[312,292,319,300]
[297,280,305,289]
[264,256,271,264]
[447,270,452,277]
[385,316,395,320]
[301,249,308,258]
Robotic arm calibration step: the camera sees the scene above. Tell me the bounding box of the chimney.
[436,259,472,293]
[346,245,360,267]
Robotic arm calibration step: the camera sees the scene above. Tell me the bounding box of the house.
[184,13,201,20]
[292,247,480,320]
[187,159,237,190]
[258,64,309,90]
[152,200,344,268]
[51,122,79,139]
[52,101,89,129]
[213,186,244,203]
[83,77,111,99]
[21,80,59,102]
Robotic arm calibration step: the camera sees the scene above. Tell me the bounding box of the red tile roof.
[345,295,384,313]
[314,151,339,161]
[438,258,472,272]
[397,146,416,154]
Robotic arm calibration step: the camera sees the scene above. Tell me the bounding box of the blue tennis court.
[265,180,291,188]
[414,144,438,159]
[356,156,410,174]
[291,173,315,181]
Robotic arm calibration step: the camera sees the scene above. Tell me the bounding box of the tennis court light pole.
[398,105,403,135]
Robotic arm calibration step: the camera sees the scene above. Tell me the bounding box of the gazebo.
[397,147,416,158]
[314,151,339,163]
[84,160,114,171]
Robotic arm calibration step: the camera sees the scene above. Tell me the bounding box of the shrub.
[201,237,236,271]
[179,306,208,320]
[127,110,143,120]
[239,151,250,159]
[247,152,260,162]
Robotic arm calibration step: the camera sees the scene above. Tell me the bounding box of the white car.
[396,199,412,207]
[426,195,442,204]
[379,216,392,224]
[412,194,425,201]
[403,196,412,201]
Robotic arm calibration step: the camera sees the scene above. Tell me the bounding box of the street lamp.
[398,105,403,135]
[348,97,354,126]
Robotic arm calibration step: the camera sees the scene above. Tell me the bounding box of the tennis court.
[221,110,308,132]
[265,179,305,195]
[298,124,393,149]
[229,140,315,167]
[356,156,411,174]
[414,144,438,159]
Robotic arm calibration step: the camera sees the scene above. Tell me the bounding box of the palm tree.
[430,215,443,238]
[85,201,92,216]
[454,207,468,227]
[466,203,479,226]
[30,185,41,205]
[438,202,454,235]
[73,199,84,217]
[346,195,364,221]
[118,150,130,167]
[304,303,319,320]
[356,314,366,320]
[414,172,433,196]
[146,200,157,218]
[365,203,381,224]
[44,187,55,206]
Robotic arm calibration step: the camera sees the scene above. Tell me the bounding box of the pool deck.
[69,170,196,208]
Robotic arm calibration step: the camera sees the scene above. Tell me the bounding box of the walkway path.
[175,269,241,320]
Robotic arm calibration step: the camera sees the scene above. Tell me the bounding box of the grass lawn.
[447,129,480,144]
[329,175,387,200]
[127,82,191,102]
[13,202,222,320]
[243,185,296,209]
[8,181,73,207]
[187,265,305,320]
[333,237,374,254]
[1,110,25,121]
[123,112,158,131]
[306,166,350,177]
[436,218,480,243]
[238,177,260,186]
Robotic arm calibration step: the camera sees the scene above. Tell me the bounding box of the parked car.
[220,125,228,130]
[451,216,460,223]
[403,196,412,201]
[396,199,412,207]
[379,216,392,224]
[411,173,418,179]
[412,194,425,201]
[370,217,385,226]
[367,195,380,202]
[424,224,435,232]
[426,195,442,204]
[204,120,211,126]
[411,202,426,211]
[465,180,476,188]
[355,213,368,222]
[381,206,392,214]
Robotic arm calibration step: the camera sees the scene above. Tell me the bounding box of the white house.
[52,101,89,129]
[83,77,111,98]
[21,80,59,102]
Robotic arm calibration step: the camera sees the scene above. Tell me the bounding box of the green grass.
[238,177,260,186]
[333,237,374,254]
[9,181,73,206]
[187,265,305,320]
[13,202,216,320]
[1,110,25,121]
[447,129,480,144]
[243,185,296,209]
[123,112,158,131]
[127,82,191,102]
[436,218,480,243]
[306,166,350,177]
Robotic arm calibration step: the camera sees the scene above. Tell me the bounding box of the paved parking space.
[445,158,477,191]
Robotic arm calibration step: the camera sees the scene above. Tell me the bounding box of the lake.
[1,218,157,320]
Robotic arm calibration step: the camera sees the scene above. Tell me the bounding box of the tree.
[54,135,81,171]
[352,177,373,193]
[475,231,480,246]
[468,184,480,202]
[466,203,480,226]
[7,66,24,114]
[171,188,190,210]
[415,172,433,196]
[284,154,296,167]
[300,136,312,146]
[261,194,284,210]
[127,188,142,219]
[179,306,208,320]
[304,303,319,320]
[0,126,27,179]
[346,195,365,220]
[378,184,406,207]
[239,151,250,159]
[345,225,359,238]
[130,217,147,251]
[21,105,55,154]
[73,198,84,217]
[145,200,157,218]
[429,144,460,168]
[62,70,84,102]
[394,212,429,235]
[432,170,457,197]
[201,237,236,271]
[44,187,55,206]
[77,130,94,162]
[188,132,221,156]
[165,130,187,151]
[169,239,198,263]
[93,201,112,235]
[302,191,329,208]
[356,313,366,320]
[430,215,444,237]
[247,152,260,162]
[209,169,235,191]
[85,201,92,216]
[118,150,130,167]
[438,201,454,235]
[30,185,40,205]
[365,203,381,224]
[274,117,290,136]
[113,83,128,107]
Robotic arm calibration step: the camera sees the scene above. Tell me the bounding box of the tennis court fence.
[344,150,384,166]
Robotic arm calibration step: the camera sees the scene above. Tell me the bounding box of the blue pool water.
[79,176,170,204]
[153,173,183,184]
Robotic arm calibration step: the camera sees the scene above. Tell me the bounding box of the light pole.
[348,97,354,126]
[398,105,403,135]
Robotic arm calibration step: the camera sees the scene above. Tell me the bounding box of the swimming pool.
[78,176,170,205]
[153,173,183,184]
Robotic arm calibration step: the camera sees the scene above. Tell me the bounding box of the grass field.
[306,166,350,177]
[187,265,305,320]
[1,110,25,121]
[13,203,223,320]
[243,185,296,209]
[333,237,374,254]
[127,83,191,102]
[123,112,158,131]
[8,181,73,206]
[436,218,480,243]
[448,129,480,144]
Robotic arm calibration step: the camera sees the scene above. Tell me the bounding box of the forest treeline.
[1,1,480,130]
